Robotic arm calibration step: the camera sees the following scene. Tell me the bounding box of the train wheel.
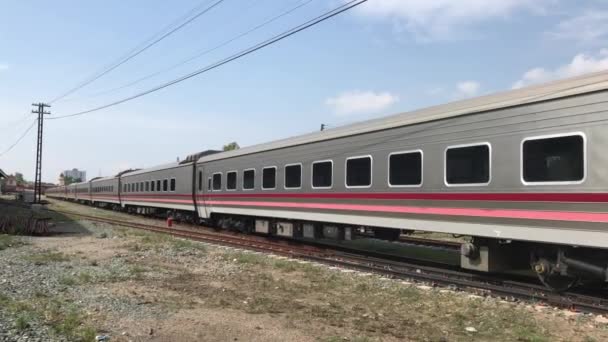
[531,256,579,292]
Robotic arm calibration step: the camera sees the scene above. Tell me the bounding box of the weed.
[58,275,77,286]
[15,314,31,331]
[77,271,93,284]
[26,251,70,265]
[172,238,206,252]
[225,252,267,265]
[0,234,24,250]
[273,259,298,272]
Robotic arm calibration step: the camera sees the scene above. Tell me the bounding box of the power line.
[0,120,37,157]
[88,0,314,98]
[48,0,227,104]
[49,0,368,120]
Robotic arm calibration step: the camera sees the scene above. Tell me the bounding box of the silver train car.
[48,71,608,290]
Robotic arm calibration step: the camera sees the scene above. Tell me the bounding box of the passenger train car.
[48,71,608,290]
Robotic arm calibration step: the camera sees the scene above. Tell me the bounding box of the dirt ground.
[1,200,608,341]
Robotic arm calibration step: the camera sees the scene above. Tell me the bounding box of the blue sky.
[1,0,607,182]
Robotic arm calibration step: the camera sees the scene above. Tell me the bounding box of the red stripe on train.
[202,192,608,202]
[202,200,608,223]
[73,192,608,202]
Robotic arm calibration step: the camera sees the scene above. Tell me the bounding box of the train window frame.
[212,172,222,191]
[226,170,238,191]
[198,171,203,191]
[151,180,155,192]
[311,160,333,190]
[345,155,373,189]
[520,132,587,186]
[284,163,302,190]
[262,166,277,190]
[243,168,256,191]
[170,178,176,192]
[156,180,161,192]
[444,142,492,187]
[387,149,424,188]
[145,181,149,192]
[163,179,168,192]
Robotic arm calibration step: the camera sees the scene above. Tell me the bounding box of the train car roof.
[89,176,117,182]
[120,161,192,177]
[197,69,608,163]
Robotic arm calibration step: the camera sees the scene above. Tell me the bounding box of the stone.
[595,315,608,324]
[465,327,477,333]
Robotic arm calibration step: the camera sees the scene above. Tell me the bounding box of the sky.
[1,0,608,183]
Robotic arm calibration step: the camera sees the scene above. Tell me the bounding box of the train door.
[193,163,209,220]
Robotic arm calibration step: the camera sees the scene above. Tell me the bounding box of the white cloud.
[512,49,608,89]
[325,90,399,116]
[548,11,608,44]
[455,81,480,98]
[350,0,548,41]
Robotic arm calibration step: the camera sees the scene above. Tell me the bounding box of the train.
[48,70,608,291]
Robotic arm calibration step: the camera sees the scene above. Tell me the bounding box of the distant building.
[3,175,17,193]
[62,168,86,182]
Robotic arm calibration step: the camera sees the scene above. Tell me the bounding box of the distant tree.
[15,173,25,185]
[223,142,240,151]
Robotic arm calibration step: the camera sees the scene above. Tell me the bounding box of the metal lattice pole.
[31,103,50,204]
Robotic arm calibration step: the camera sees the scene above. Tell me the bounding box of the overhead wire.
[49,0,368,120]
[48,0,227,104]
[0,120,37,157]
[87,0,314,98]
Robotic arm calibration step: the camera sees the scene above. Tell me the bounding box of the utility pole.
[32,103,51,204]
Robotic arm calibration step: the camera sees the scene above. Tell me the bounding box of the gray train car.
[120,162,195,217]
[46,185,66,199]
[73,182,90,203]
[194,71,608,289]
[90,176,120,206]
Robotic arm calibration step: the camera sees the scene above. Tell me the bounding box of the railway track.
[42,205,608,315]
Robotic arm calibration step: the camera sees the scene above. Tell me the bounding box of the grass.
[0,294,96,341]
[162,249,556,341]
[0,234,25,250]
[25,251,70,265]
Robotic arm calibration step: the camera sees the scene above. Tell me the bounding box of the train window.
[144,181,148,192]
[389,150,423,187]
[135,183,139,192]
[262,167,276,190]
[151,180,155,192]
[312,160,332,189]
[213,173,222,191]
[445,143,490,185]
[198,171,203,191]
[522,133,585,183]
[346,156,372,188]
[243,169,255,190]
[170,178,176,191]
[208,178,212,190]
[226,171,237,190]
[140,182,144,192]
[284,164,302,189]
[156,180,161,192]
[163,179,168,191]
[126,184,129,192]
